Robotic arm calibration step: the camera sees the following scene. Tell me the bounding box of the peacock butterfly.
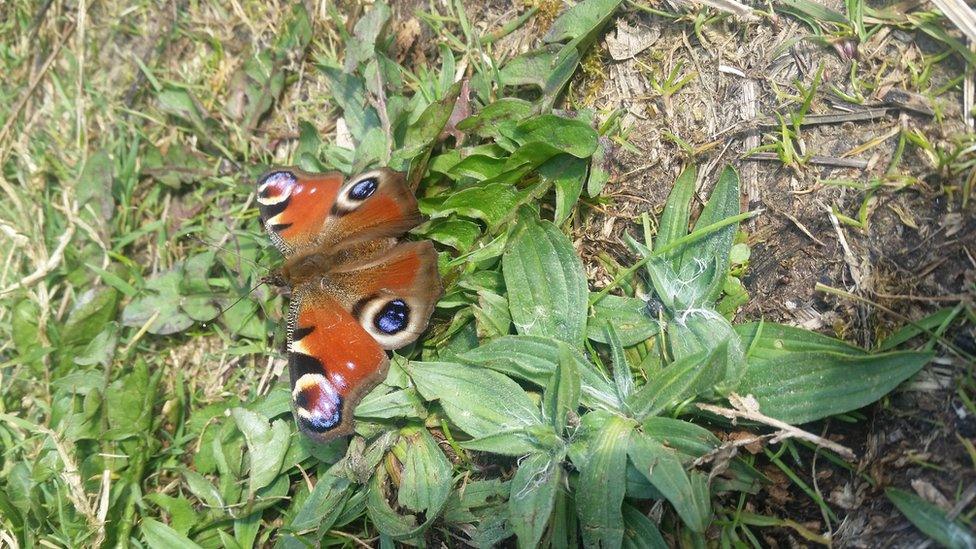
[255,167,442,443]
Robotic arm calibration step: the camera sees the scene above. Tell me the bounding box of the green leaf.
[460,335,619,410]
[121,269,193,335]
[319,65,380,143]
[587,295,660,346]
[73,322,118,367]
[420,183,520,227]
[355,388,425,420]
[587,136,611,197]
[679,166,741,303]
[509,452,562,547]
[104,360,158,438]
[627,342,725,421]
[879,307,958,351]
[421,218,483,251]
[545,0,624,44]
[606,325,634,405]
[366,463,439,542]
[503,210,588,346]
[158,87,205,126]
[736,321,866,357]
[473,289,512,339]
[408,361,542,438]
[449,153,508,180]
[399,81,462,158]
[61,286,120,349]
[539,154,588,224]
[499,45,564,91]
[231,408,290,495]
[886,488,976,549]
[142,518,204,549]
[398,429,453,514]
[655,165,696,265]
[576,414,634,549]
[543,343,582,434]
[345,1,391,69]
[281,473,350,546]
[456,98,534,142]
[11,299,41,356]
[144,494,199,535]
[461,425,562,456]
[640,417,720,461]
[542,48,582,110]
[738,349,933,424]
[622,504,669,549]
[669,313,746,389]
[628,431,711,532]
[182,469,223,509]
[512,115,599,159]
[77,150,115,220]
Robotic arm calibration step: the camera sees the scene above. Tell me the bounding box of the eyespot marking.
[348,177,378,200]
[292,373,342,433]
[257,171,297,205]
[374,299,410,335]
[333,171,385,215]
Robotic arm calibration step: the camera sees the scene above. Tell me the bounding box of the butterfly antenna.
[185,234,264,270]
[202,279,269,328]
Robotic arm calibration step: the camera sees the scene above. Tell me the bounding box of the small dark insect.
[644,297,664,317]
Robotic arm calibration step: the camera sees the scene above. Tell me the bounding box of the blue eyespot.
[300,410,341,432]
[349,178,378,200]
[375,299,410,335]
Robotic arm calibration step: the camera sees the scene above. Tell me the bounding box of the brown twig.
[746,153,870,169]
[697,394,857,460]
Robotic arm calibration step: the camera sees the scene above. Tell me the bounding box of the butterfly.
[255,167,442,443]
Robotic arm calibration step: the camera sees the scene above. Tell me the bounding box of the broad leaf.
[628,431,711,532]
[627,343,724,421]
[231,408,290,495]
[398,429,453,514]
[655,165,696,263]
[460,336,619,410]
[508,452,563,547]
[576,414,634,549]
[142,518,203,549]
[678,166,741,303]
[545,0,625,45]
[737,349,933,424]
[543,343,582,434]
[886,488,976,549]
[503,210,588,346]
[587,294,661,346]
[407,361,542,438]
[622,504,669,549]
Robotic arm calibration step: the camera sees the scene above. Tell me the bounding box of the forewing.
[256,167,420,256]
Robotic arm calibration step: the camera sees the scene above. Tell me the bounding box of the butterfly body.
[256,168,441,442]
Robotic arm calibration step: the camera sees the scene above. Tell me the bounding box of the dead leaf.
[394,18,421,63]
[911,478,951,510]
[729,430,764,454]
[606,20,660,61]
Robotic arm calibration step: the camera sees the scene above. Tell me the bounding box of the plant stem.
[590,210,760,305]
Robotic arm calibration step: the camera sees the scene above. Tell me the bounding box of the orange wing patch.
[288,291,390,442]
[256,169,342,255]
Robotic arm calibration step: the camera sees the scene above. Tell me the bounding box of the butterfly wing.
[256,167,421,256]
[286,240,441,442]
[287,287,389,442]
[331,240,442,350]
